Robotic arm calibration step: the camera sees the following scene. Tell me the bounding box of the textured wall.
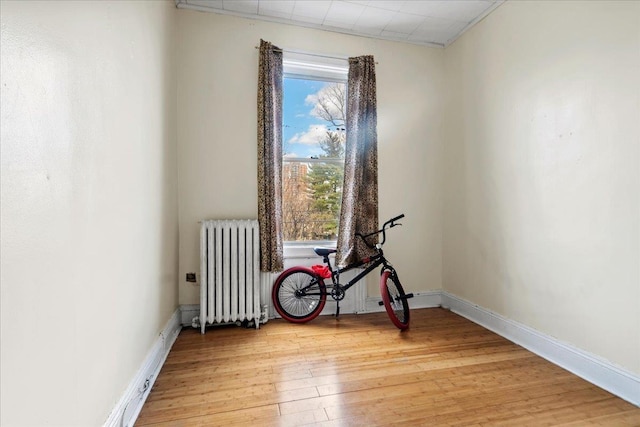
[0,1,178,424]
[444,1,639,374]
[176,9,445,304]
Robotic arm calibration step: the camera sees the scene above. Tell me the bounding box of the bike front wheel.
[272,267,327,323]
[380,270,410,330]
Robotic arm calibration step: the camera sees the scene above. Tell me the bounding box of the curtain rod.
[254,46,378,64]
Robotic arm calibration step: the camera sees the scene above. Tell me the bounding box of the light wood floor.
[136,308,640,426]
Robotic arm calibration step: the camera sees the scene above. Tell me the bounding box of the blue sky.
[282,77,329,158]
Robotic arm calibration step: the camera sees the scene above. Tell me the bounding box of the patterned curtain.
[257,39,284,272]
[336,55,379,267]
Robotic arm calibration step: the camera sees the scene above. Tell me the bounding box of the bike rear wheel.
[272,267,327,323]
[380,270,410,330]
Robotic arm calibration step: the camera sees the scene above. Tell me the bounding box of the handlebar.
[384,214,405,229]
[356,214,405,248]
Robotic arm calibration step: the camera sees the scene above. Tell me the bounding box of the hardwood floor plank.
[229,408,330,427]
[135,308,640,426]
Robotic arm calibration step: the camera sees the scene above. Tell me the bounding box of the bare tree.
[282,162,312,240]
[308,84,346,127]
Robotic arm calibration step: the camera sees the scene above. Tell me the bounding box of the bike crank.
[331,285,346,301]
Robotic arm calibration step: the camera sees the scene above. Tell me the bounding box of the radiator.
[199,219,264,333]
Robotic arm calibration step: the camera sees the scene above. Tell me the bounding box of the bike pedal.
[378,301,384,306]
[404,293,414,299]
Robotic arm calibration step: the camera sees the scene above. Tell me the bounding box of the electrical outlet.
[186,273,196,282]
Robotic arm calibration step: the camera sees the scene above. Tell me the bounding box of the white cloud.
[288,124,328,145]
[304,93,319,107]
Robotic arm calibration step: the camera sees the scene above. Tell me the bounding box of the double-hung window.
[282,53,348,245]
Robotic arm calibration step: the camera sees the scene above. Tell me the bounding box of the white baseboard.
[180,304,199,327]
[187,290,441,320]
[441,292,640,407]
[104,309,182,427]
[365,290,442,313]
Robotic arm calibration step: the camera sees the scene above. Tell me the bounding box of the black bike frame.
[325,250,392,295]
[306,214,405,298]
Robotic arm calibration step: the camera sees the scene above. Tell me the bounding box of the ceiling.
[175,0,504,48]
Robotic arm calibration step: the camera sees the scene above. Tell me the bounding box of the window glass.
[282,75,346,242]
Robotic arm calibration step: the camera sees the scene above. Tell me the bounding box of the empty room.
[1,0,638,426]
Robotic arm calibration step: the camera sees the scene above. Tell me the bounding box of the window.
[282,53,348,243]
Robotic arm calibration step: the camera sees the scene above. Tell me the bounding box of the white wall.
[0,1,178,425]
[3,1,635,423]
[444,1,639,375]
[176,10,445,304]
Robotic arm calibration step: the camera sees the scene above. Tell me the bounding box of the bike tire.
[272,267,327,323]
[380,270,410,330]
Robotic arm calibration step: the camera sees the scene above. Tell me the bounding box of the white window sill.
[284,241,336,259]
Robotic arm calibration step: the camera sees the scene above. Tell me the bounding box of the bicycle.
[272,214,414,330]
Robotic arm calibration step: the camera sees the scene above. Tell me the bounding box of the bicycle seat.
[314,247,336,257]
